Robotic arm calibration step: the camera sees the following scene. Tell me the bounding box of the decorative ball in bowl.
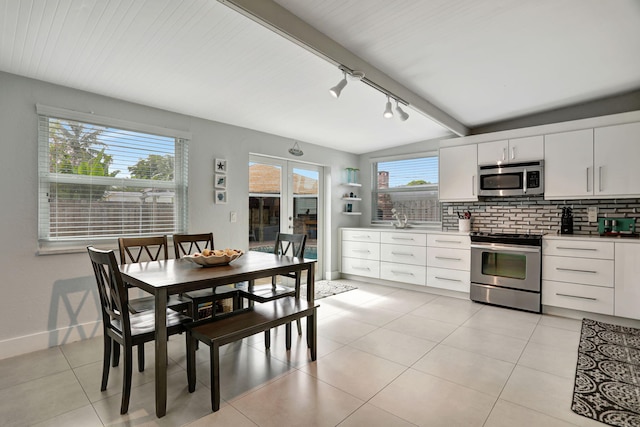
[183,249,244,267]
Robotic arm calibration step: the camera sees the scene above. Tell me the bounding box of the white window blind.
[372,154,440,224]
[38,112,188,243]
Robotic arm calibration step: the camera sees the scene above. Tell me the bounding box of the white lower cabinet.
[427,267,470,292]
[341,257,380,279]
[380,243,427,266]
[426,234,470,292]
[542,281,614,315]
[542,238,614,315]
[614,242,640,320]
[380,261,426,286]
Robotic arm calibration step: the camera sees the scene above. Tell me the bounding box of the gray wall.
[0,71,358,359]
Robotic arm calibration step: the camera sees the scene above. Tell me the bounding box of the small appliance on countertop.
[598,217,638,237]
[560,207,573,234]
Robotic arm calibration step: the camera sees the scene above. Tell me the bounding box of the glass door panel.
[291,167,319,261]
[248,162,282,251]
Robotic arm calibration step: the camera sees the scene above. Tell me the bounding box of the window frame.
[370,152,441,227]
[36,104,190,253]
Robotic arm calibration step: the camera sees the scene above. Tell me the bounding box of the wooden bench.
[185,297,318,412]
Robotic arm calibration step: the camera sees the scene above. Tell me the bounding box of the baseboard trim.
[0,321,102,360]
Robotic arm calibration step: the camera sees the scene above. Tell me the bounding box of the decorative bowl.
[183,250,244,267]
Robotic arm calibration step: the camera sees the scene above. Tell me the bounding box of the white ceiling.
[1,0,639,154]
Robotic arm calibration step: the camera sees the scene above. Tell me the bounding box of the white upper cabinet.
[544,129,594,199]
[594,122,640,197]
[545,122,640,199]
[478,136,543,166]
[439,144,478,201]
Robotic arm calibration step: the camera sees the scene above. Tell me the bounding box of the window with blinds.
[38,109,188,243]
[372,154,440,225]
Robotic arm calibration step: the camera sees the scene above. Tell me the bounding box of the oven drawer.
[427,247,470,271]
[542,256,613,287]
[543,239,614,259]
[380,244,427,266]
[427,234,470,249]
[427,267,470,292]
[342,230,381,243]
[470,283,540,313]
[542,280,614,315]
[342,241,380,260]
[341,257,379,278]
[381,232,427,246]
[380,262,426,286]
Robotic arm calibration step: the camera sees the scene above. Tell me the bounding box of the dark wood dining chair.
[87,246,192,414]
[117,236,191,368]
[172,233,241,319]
[241,232,307,347]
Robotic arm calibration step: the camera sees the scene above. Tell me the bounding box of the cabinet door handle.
[511,147,515,160]
[353,266,371,271]
[586,167,590,192]
[353,249,371,253]
[598,166,603,192]
[353,235,371,239]
[556,267,598,274]
[556,246,597,251]
[502,148,506,162]
[435,239,462,244]
[435,276,462,282]
[391,237,414,241]
[472,175,476,196]
[435,256,462,261]
[391,270,414,276]
[556,293,597,301]
[391,252,414,256]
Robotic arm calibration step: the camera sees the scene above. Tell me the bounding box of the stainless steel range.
[469,232,542,313]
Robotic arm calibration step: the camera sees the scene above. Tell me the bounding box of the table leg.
[155,288,168,417]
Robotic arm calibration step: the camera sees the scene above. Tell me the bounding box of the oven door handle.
[470,243,541,253]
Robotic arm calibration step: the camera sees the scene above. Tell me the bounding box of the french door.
[248,155,323,278]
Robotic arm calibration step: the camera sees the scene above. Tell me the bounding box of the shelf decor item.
[345,167,359,184]
[214,174,227,189]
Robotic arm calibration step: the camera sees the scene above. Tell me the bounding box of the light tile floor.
[0,281,617,426]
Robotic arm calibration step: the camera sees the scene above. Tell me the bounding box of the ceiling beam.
[217,0,469,137]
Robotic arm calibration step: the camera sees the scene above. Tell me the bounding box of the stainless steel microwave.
[478,160,544,197]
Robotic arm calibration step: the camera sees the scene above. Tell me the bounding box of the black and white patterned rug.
[300,280,357,300]
[572,318,640,427]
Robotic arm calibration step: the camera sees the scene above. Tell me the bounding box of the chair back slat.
[274,233,306,258]
[87,246,131,338]
[173,233,214,258]
[118,236,168,264]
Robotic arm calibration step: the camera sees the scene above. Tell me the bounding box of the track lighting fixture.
[329,70,348,98]
[395,100,410,121]
[329,64,410,122]
[383,96,393,119]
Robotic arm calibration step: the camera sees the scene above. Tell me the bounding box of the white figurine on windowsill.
[391,208,408,229]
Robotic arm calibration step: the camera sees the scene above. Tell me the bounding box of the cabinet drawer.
[341,257,379,279]
[342,241,380,260]
[542,256,613,287]
[427,247,470,271]
[380,244,427,266]
[427,267,470,292]
[342,230,381,243]
[380,232,427,246]
[542,280,613,315]
[543,239,614,259]
[380,262,426,286]
[427,234,470,249]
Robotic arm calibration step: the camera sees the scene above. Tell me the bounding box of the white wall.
[0,71,359,359]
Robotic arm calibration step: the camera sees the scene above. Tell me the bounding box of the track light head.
[395,101,410,121]
[383,96,394,119]
[329,71,348,98]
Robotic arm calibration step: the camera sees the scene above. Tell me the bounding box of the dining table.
[119,250,317,417]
